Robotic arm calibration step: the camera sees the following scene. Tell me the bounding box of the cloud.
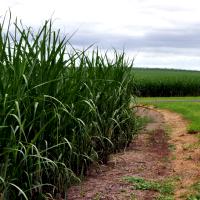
[70,23,200,56]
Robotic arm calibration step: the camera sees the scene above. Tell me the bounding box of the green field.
[135,67,200,131]
[134,68,200,97]
[138,97,200,132]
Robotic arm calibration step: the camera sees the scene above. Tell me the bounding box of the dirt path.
[67,108,200,200]
[159,109,200,199]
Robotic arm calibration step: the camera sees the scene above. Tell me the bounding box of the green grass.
[138,96,200,102]
[133,68,200,97]
[123,176,175,200]
[187,181,200,200]
[138,97,200,132]
[0,13,138,199]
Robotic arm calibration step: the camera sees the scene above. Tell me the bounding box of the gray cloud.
[70,24,200,56]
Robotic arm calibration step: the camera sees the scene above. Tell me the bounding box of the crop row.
[133,68,200,97]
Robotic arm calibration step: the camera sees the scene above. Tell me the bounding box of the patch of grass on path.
[187,181,200,200]
[138,97,200,132]
[123,176,175,200]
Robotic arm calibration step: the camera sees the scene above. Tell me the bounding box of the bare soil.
[67,107,200,200]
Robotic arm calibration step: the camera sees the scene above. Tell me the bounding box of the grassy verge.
[138,97,200,132]
[0,13,138,199]
[138,96,200,102]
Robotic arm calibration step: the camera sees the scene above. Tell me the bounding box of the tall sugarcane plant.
[0,12,137,199]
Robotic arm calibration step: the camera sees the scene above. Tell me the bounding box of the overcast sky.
[1,0,200,70]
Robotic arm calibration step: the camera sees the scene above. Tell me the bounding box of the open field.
[134,68,200,97]
[138,97,200,132]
